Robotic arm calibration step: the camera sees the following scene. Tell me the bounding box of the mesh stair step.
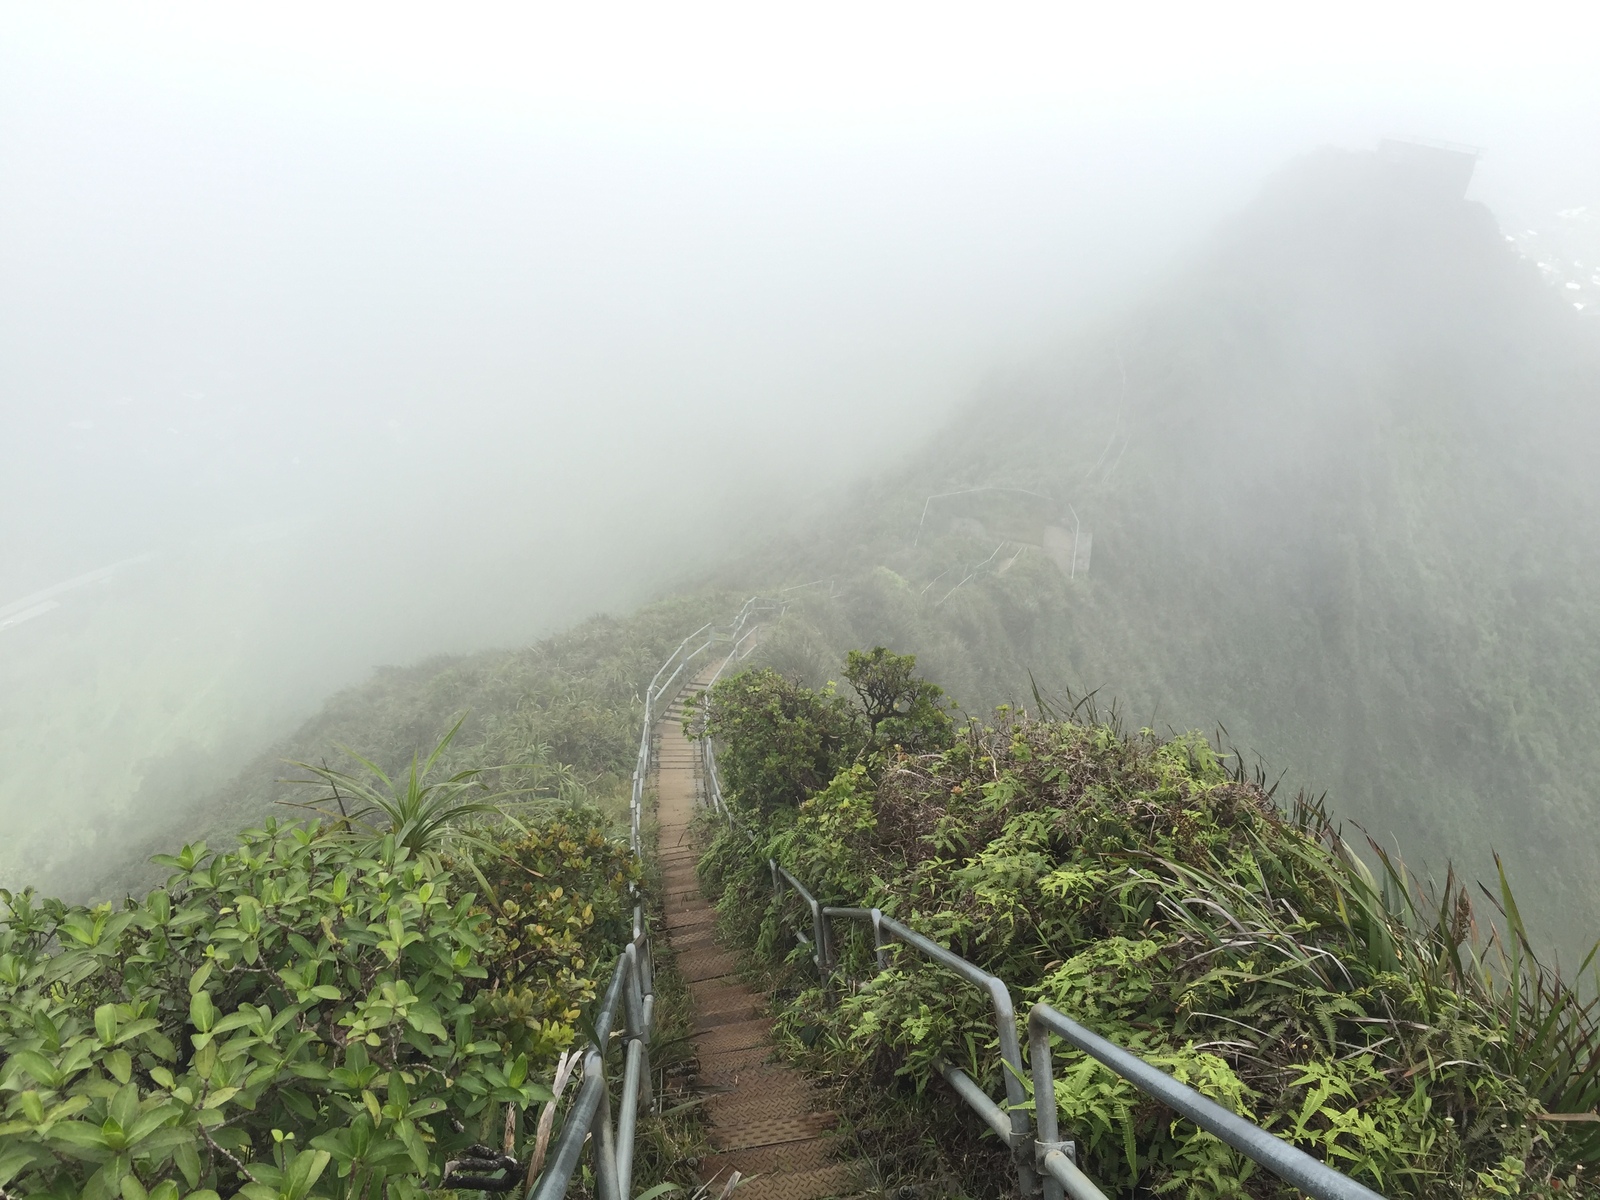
[708,1111,835,1152]
[707,1162,865,1200]
[700,1136,836,1178]
[693,1017,774,1055]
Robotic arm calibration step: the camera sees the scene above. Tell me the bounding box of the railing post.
[623,942,651,1105]
[982,979,1039,1197]
[1028,1008,1067,1200]
[869,908,889,973]
[588,1047,621,1200]
[810,896,831,976]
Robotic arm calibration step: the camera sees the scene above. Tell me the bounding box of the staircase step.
[693,1017,774,1056]
[649,685,860,1200]
[709,1162,865,1200]
[708,1111,835,1152]
[701,1136,835,1177]
[680,948,741,982]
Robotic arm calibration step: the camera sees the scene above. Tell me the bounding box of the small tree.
[696,669,862,817]
[843,647,953,752]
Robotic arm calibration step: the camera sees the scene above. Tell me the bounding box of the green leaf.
[397,1118,429,1173]
[0,1143,39,1186]
[48,1120,114,1151]
[189,992,217,1034]
[108,1083,139,1133]
[114,1018,161,1046]
[284,1148,332,1200]
[9,1049,62,1089]
[173,1138,202,1186]
[105,1049,133,1084]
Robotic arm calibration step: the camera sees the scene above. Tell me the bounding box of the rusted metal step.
[692,1017,774,1055]
[679,948,741,983]
[708,1111,834,1152]
[701,1136,835,1177]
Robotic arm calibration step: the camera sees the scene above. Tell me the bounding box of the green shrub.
[465,814,639,1067]
[700,665,1600,1199]
[842,647,954,752]
[695,668,862,817]
[0,812,635,1200]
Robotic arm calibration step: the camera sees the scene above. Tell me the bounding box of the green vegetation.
[693,647,952,819]
[0,808,631,1199]
[0,596,732,1199]
[716,149,1600,961]
[697,654,1600,1199]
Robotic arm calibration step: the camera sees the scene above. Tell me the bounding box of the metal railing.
[1026,1005,1382,1200]
[813,903,1036,1195]
[698,683,1388,1200]
[531,593,1386,1200]
[527,594,788,1200]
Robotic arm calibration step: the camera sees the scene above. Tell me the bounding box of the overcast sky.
[6,3,1598,595]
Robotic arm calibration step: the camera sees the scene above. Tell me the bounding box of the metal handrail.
[527,593,797,1199]
[1027,1005,1384,1200]
[821,906,1035,1194]
[699,678,1390,1200]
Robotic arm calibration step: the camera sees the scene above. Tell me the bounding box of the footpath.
[653,670,862,1200]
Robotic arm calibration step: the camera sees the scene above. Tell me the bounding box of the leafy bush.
[465,816,639,1068]
[694,647,951,819]
[695,668,862,817]
[842,647,953,753]
[0,811,635,1199]
[700,666,1600,1199]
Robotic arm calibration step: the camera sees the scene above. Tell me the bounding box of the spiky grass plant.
[283,714,545,857]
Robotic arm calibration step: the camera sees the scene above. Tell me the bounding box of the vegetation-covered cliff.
[719,148,1600,956]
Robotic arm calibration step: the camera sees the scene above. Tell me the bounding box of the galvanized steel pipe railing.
[822,906,1037,1196]
[528,944,641,1200]
[696,616,1390,1200]
[527,595,793,1200]
[1027,1004,1385,1200]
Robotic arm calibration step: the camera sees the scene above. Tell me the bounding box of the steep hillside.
[728,147,1600,954]
[43,594,732,901]
[26,146,1600,959]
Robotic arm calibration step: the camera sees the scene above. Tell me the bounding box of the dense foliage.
[841,648,954,752]
[699,664,1600,1200]
[695,648,951,818]
[0,807,635,1199]
[695,669,862,817]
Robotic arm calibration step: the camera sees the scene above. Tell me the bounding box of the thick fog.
[3,2,1598,888]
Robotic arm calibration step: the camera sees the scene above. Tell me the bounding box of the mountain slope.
[732,147,1600,953]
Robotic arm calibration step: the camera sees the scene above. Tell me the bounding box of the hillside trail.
[654,666,865,1200]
